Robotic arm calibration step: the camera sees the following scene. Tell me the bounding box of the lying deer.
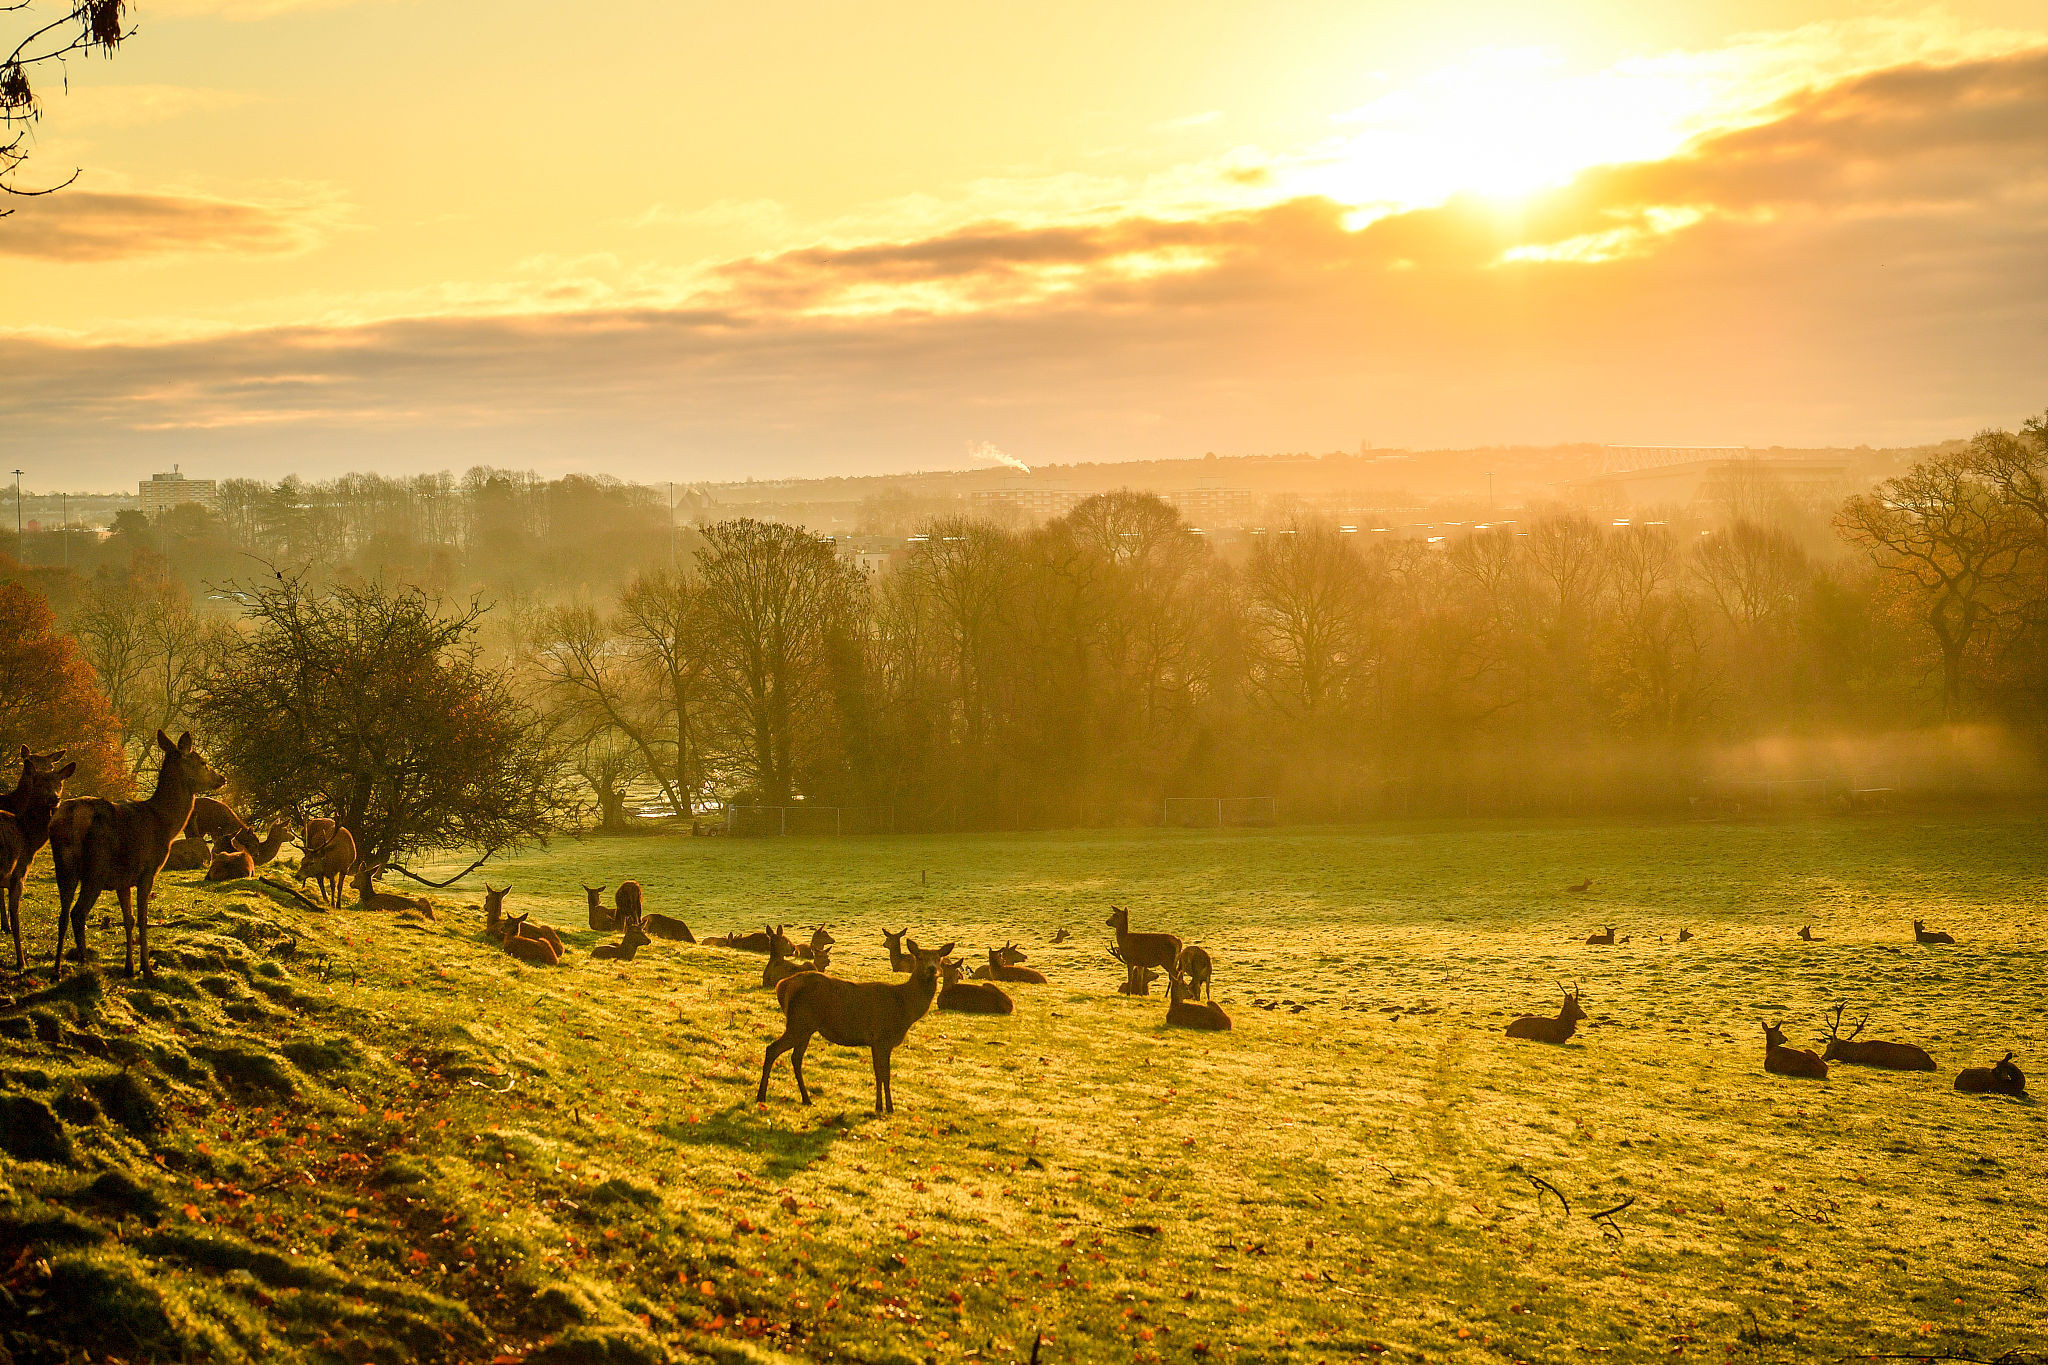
[483,884,511,937]
[1762,1021,1828,1080]
[1,747,73,970]
[1798,925,1820,942]
[715,923,791,954]
[1677,927,1694,943]
[971,944,1028,980]
[1505,983,1587,1044]
[1107,906,1182,981]
[792,925,837,961]
[1954,1053,2025,1096]
[883,927,912,972]
[1113,956,1162,996]
[1165,969,1230,1031]
[1584,926,1616,946]
[1822,1003,1935,1071]
[758,940,955,1113]
[1566,878,1593,893]
[593,922,654,962]
[982,943,1047,985]
[1913,919,1955,945]
[163,835,212,871]
[763,929,814,990]
[938,958,1014,1014]
[582,884,617,933]
[350,863,435,917]
[205,846,256,882]
[50,730,226,980]
[1176,945,1213,999]
[640,909,695,942]
[498,909,562,954]
[500,914,560,967]
[232,818,293,867]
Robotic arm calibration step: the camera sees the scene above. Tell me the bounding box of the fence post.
[779,808,786,837]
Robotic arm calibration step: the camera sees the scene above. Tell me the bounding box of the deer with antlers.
[1821,1003,1935,1072]
[1107,906,1182,982]
[758,939,954,1114]
[1954,1053,2025,1096]
[1505,984,1588,1045]
[49,731,226,980]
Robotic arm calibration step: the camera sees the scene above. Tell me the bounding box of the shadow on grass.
[653,1101,857,1178]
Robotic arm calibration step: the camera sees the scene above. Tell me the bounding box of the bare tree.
[3,1,130,209]
[1693,520,1810,632]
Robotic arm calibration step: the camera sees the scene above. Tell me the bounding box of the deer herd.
[0,739,2032,1113]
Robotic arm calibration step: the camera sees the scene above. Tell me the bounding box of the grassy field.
[3,809,2045,1365]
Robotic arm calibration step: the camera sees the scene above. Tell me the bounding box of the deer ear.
[932,942,955,958]
[56,762,76,780]
[157,730,177,754]
[16,745,25,761]
[176,731,195,752]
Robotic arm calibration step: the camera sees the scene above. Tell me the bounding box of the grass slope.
[3,809,2045,1365]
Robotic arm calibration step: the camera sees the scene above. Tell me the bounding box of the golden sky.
[4,1,2047,485]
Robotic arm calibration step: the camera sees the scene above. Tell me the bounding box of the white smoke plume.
[968,440,1030,474]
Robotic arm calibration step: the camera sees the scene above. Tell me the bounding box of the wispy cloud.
[0,188,341,262]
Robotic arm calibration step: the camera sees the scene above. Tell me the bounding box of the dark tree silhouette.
[197,572,569,865]
[3,1,131,210]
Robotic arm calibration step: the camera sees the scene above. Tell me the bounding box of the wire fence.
[723,805,897,836]
[1162,796,1278,828]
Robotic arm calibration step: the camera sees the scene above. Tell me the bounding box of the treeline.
[8,419,2045,832]
[531,420,2048,827]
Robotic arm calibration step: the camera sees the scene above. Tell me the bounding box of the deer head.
[1558,982,1587,1024]
[157,730,226,793]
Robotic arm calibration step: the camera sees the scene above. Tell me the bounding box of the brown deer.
[640,910,695,942]
[205,846,256,882]
[1,747,73,970]
[1954,1053,2025,1096]
[592,922,653,962]
[1762,1021,1828,1080]
[1584,926,1616,945]
[938,957,1014,1014]
[1165,969,1231,1031]
[182,795,248,846]
[483,884,510,937]
[1505,983,1588,1044]
[614,880,644,926]
[1798,925,1819,942]
[582,884,617,932]
[299,826,357,906]
[1177,945,1213,1000]
[1114,960,1161,996]
[500,915,561,967]
[49,730,226,980]
[1912,919,1955,945]
[792,924,837,961]
[300,815,336,852]
[1566,878,1593,893]
[883,927,912,971]
[1821,1004,1935,1071]
[1677,927,1694,943]
[757,939,955,1114]
[1106,906,1181,980]
[498,909,562,955]
[232,818,293,867]
[349,863,435,917]
[971,943,1028,980]
[982,944,1047,985]
[715,923,791,955]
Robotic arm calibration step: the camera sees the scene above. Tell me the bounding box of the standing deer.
[1505,983,1588,1044]
[1,747,73,970]
[1165,969,1231,1031]
[1761,1021,1828,1080]
[1106,907,1182,981]
[938,958,1014,1014]
[613,880,644,927]
[1584,926,1616,946]
[762,929,809,989]
[757,940,954,1114]
[1954,1053,2025,1096]
[50,731,226,980]
[1912,920,1955,945]
[1177,945,1213,1000]
[299,826,357,906]
[1822,1004,1935,1071]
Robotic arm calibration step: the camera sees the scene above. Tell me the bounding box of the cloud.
[0,189,337,262]
[3,48,2046,480]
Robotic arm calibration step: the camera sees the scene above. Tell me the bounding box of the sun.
[1314,47,1712,210]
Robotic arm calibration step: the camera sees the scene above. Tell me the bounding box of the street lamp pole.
[11,470,20,565]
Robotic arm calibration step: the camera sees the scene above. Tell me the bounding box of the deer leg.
[757,1031,793,1103]
[6,875,22,971]
[790,1033,812,1106]
[116,885,136,977]
[869,1048,884,1115]
[135,875,155,979]
[877,1046,896,1115]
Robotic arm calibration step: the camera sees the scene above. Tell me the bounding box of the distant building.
[1571,453,1850,507]
[1163,486,1252,528]
[971,486,1087,520]
[970,483,1254,528]
[139,466,218,516]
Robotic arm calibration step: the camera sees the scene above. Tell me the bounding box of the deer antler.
[1848,1015,1868,1042]
[1826,1002,1845,1043]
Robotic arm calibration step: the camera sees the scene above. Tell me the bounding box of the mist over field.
[6,3,2048,1364]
